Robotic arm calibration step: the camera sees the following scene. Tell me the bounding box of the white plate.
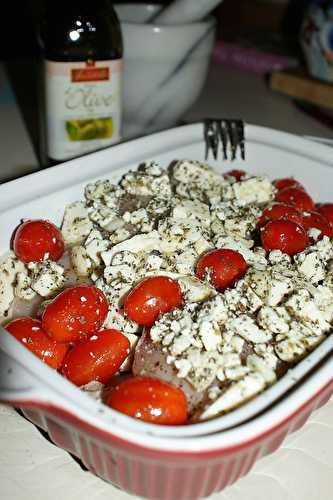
[1,122,333,442]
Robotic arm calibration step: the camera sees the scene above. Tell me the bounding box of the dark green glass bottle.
[39,0,123,165]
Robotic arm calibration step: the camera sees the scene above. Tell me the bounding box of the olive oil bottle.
[39,0,123,164]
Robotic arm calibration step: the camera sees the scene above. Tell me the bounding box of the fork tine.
[204,118,245,161]
[225,120,237,161]
[204,120,219,160]
[216,120,228,160]
[236,120,245,160]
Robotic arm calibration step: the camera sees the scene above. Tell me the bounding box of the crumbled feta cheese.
[198,319,221,351]
[286,289,330,335]
[85,179,116,202]
[104,262,137,284]
[295,252,325,284]
[268,250,291,265]
[70,246,93,277]
[267,278,294,307]
[257,306,290,334]
[178,276,214,303]
[227,315,272,343]
[0,253,26,317]
[104,307,140,335]
[312,285,333,322]
[61,202,93,245]
[224,177,275,206]
[171,159,226,204]
[102,231,161,266]
[308,227,322,241]
[247,354,276,384]
[275,337,306,363]
[158,218,211,254]
[14,272,36,301]
[146,252,164,271]
[211,201,261,240]
[199,372,266,420]
[28,261,65,297]
[171,198,211,228]
[85,233,109,266]
[80,381,104,401]
[174,358,192,378]
[120,161,172,199]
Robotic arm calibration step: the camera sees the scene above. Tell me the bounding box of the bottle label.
[45,59,122,161]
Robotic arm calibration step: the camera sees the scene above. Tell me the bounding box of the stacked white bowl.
[114,3,216,139]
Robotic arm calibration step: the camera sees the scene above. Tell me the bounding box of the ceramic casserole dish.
[1,123,333,500]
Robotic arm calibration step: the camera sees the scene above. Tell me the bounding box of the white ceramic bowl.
[114,3,216,139]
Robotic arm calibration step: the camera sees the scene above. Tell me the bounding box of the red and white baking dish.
[1,123,333,500]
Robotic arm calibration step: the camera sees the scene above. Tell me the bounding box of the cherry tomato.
[123,276,183,327]
[275,187,315,212]
[223,169,246,181]
[62,329,130,386]
[258,203,303,228]
[316,203,333,227]
[106,376,188,425]
[261,220,309,256]
[301,211,333,240]
[196,248,248,291]
[5,317,68,369]
[13,220,64,263]
[273,178,304,191]
[42,285,109,343]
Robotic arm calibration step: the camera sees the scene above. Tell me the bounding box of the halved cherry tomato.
[258,203,303,228]
[316,203,333,227]
[196,248,248,291]
[62,329,130,386]
[106,376,188,425]
[301,211,333,240]
[273,178,304,191]
[42,285,109,343]
[13,220,64,263]
[5,317,68,369]
[223,169,246,181]
[261,220,309,256]
[275,187,315,212]
[123,276,183,327]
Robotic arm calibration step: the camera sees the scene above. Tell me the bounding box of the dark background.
[2,0,309,60]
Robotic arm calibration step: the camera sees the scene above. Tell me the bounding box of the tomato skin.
[261,220,309,256]
[5,317,68,369]
[106,376,188,425]
[316,203,333,227]
[123,276,183,327]
[301,211,333,240]
[223,169,246,181]
[274,178,304,191]
[62,329,130,386]
[275,187,315,212]
[196,248,248,291]
[13,220,64,263]
[42,285,109,343]
[258,203,303,228]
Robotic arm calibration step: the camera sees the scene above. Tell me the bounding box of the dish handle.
[0,326,50,406]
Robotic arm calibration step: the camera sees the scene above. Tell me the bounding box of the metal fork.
[204,118,245,161]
